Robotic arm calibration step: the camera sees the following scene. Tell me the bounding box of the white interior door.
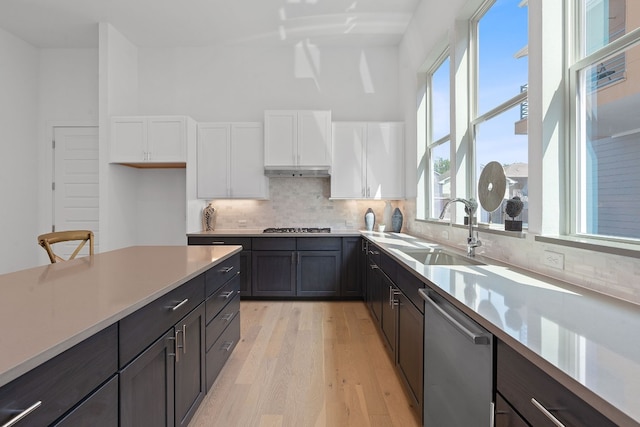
[53,126,99,257]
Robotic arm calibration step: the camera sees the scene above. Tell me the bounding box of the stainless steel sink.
[400,248,485,266]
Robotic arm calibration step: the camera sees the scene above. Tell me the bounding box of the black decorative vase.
[391,208,403,232]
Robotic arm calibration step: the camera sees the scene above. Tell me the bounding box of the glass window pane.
[431,141,451,219]
[475,105,528,225]
[477,0,528,116]
[577,42,640,238]
[582,0,630,56]
[432,57,450,141]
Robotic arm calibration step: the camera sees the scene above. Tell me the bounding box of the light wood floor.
[189,301,421,427]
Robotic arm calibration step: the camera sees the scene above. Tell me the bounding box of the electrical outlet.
[238,220,247,228]
[543,251,564,269]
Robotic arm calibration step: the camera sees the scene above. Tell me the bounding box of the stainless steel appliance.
[262,227,331,233]
[421,288,494,426]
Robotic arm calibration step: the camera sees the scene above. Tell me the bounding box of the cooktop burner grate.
[263,227,331,233]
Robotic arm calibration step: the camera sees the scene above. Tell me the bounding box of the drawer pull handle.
[221,341,235,352]
[171,298,189,311]
[2,401,42,427]
[531,398,565,427]
[222,313,234,322]
[210,241,225,245]
[370,264,379,270]
[220,291,235,299]
[218,266,234,273]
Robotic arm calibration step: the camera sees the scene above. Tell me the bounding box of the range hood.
[264,166,330,177]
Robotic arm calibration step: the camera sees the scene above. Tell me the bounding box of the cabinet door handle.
[1,401,42,427]
[220,291,235,299]
[218,266,234,273]
[175,327,184,362]
[531,398,565,427]
[171,298,189,311]
[182,324,187,355]
[390,287,401,309]
[221,341,235,352]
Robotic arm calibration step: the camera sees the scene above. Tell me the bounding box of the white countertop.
[0,245,241,388]
[362,232,640,426]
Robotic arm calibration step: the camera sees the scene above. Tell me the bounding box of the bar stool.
[38,230,95,263]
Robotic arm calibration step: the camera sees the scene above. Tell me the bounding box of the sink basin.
[400,248,485,266]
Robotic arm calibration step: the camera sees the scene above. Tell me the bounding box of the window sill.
[535,235,640,259]
[417,218,527,239]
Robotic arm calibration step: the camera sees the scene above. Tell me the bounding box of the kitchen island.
[0,245,241,426]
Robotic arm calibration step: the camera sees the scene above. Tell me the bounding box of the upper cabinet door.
[264,111,297,167]
[147,117,186,162]
[197,124,230,199]
[110,116,189,165]
[110,117,146,162]
[366,122,404,199]
[331,122,366,199]
[230,123,269,199]
[297,110,332,167]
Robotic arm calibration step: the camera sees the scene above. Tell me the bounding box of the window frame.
[469,0,530,228]
[568,0,640,242]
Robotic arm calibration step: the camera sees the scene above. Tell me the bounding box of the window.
[472,0,529,226]
[417,52,451,220]
[572,0,640,240]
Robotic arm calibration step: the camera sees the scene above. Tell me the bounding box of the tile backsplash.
[201,177,405,231]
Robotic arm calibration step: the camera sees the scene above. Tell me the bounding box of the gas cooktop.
[263,227,331,233]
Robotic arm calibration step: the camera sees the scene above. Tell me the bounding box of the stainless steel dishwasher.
[420,288,494,427]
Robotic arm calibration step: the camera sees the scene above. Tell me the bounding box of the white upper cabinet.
[110,116,190,165]
[197,122,268,199]
[331,122,404,199]
[264,110,332,167]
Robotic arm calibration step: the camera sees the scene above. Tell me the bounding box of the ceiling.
[0,0,421,49]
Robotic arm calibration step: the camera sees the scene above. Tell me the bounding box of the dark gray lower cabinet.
[54,376,119,427]
[380,272,398,354]
[120,303,205,427]
[252,250,296,297]
[497,339,617,427]
[341,237,362,297]
[0,325,118,427]
[297,250,341,297]
[396,292,423,414]
[120,329,175,427]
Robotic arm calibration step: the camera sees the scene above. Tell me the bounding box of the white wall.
[36,48,98,264]
[0,28,39,273]
[137,45,401,122]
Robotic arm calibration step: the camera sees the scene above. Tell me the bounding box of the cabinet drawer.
[206,294,240,352]
[206,273,240,324]
[379,251,398,283]
[206,254,241,296]
[252,237,296,251]
[497,340,616,427]
[296,237,341,251]
[54,375,118,427]
[188,236,252,250]
[495,392,528,427]
[119,274,204,368]
[396,266,425,313]
[206,314,240,390]
[0,325,118,427]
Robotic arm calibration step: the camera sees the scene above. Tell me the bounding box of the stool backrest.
[38,230,94,263]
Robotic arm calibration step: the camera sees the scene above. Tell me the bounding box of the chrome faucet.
[439,198,482,257]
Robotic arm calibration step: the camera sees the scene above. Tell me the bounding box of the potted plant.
[504,196,524,231]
